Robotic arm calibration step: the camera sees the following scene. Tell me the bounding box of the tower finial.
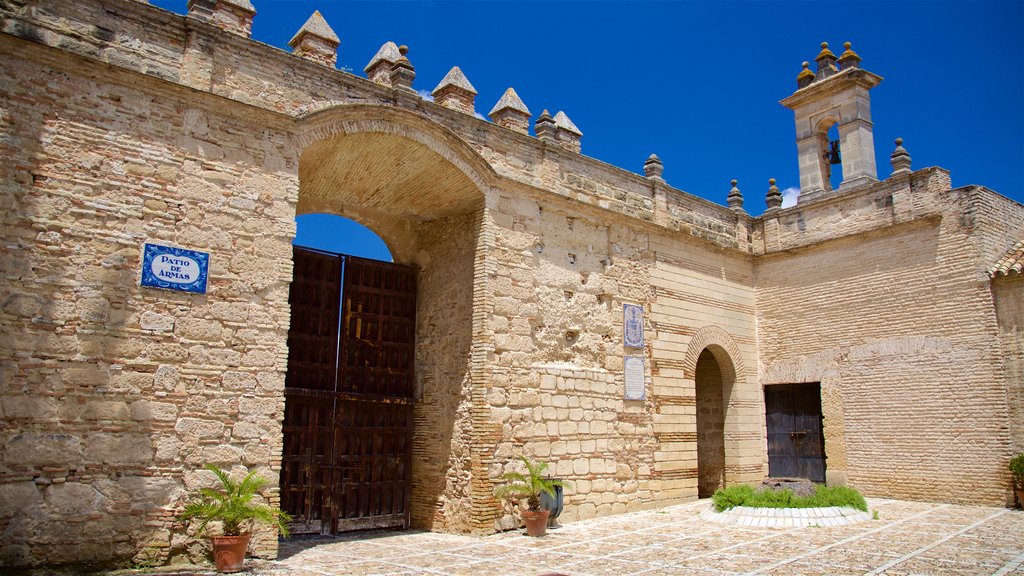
[727,179,744,212]
[765,178,783,211]
[644,154,664,182]
[890,137,912,174]
[797,61,815,88]
[815,41,839,78]
[839,41,861,69]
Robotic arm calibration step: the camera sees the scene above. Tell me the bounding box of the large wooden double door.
[765,383,826,482]
[280,247,417,534]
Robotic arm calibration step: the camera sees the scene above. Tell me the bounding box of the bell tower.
[781,42,883,203]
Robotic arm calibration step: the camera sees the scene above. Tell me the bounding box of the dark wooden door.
[280,249,416,535]
[330,256,415,532]
[281,248,341,534]
[765,383,825,482]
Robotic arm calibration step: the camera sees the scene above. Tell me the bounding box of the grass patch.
[711,484,867,513]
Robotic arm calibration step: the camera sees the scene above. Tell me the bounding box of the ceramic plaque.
[140,243,209,294]
[623,303,644,348]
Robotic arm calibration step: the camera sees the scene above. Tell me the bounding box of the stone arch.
[684,326,743,496]
[293,104,498,265]
[295,103,499,194]
[680,325,765,489]
[282,104,497,534]
[682,325,744,382]
[815,115,841,192]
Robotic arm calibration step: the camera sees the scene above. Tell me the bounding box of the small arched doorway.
[696,348,727,497]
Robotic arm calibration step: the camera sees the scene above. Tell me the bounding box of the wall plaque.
[140,243,209,294]
[623,303,644,348]
[624,355,646,400]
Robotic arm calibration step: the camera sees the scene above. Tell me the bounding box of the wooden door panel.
[765,383,825,482]
[282,249,416,535]
[329,256,416,531]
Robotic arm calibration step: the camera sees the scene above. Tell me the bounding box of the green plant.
[180,464,291,537]
[711,484,867,513]
[872,509,879,520]
[711,484,754,512]
[493,456,566,512]
[1010,453,1024,488]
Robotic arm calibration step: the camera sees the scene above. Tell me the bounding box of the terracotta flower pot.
[522,509,550,537]
[211,533,250,573]
[1015,488,1024,509]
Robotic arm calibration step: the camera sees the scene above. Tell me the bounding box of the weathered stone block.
[82,401,130,421]
[6,434,82,468]
[0,481,43,517]
[175,418,224,440]
[85,434,153,465]
[130,400,178,421]
[44,482,105,517]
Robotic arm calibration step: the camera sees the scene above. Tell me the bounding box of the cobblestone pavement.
[247,499,1024,576]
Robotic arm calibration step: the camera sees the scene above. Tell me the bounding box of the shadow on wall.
[410,211,478,531]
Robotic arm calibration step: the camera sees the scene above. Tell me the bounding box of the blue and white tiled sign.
[140,243,209,294]
[623,303,644,348]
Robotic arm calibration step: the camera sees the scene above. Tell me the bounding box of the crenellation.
[287,11,340,68]
[431,66,477,115]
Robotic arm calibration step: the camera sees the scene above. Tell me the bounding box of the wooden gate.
[764,383,826,482]
[281,248,416,534]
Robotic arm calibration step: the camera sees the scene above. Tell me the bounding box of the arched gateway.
[281,105,497,534]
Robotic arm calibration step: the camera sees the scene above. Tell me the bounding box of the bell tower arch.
[781,42,883,202]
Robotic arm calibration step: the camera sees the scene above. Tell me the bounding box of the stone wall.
[755,180,1016,505]
[410,211,478,531]
[485,192,762,529]
[993,275,1024,456]
[0,27,297,567]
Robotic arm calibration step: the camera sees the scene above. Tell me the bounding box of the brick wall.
[756,184,1016,505]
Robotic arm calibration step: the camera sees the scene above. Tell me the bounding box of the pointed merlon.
[432,66,476,114]
[489,87,531,117]
[289,10,340,48]
[553,111,582,136]
[365,41,401,73]
[489,88,531,134]
[796,61,815,88]
[431,66,477,96]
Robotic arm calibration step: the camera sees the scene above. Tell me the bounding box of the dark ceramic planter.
[539,480,564,527]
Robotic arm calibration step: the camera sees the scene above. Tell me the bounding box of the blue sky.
[150,0,1023,261]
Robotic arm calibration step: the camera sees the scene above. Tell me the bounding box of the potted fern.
[1010,453,1024,509]
[180,464,291,572]
[494,456,566,537]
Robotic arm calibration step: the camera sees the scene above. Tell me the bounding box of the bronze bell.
[826,139,842,165]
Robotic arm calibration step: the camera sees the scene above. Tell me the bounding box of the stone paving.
[245,499,1024,576]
